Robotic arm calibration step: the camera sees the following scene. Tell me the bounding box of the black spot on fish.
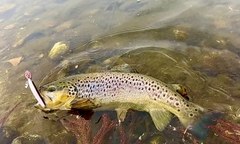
[189,113,194,117]
[74,87,77,92]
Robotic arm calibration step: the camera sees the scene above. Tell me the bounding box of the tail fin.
[186,111,223,142]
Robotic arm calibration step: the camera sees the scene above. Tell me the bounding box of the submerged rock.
[0,3,16,15]
[48,41,69,60]
[12,32,45,48]
[4,24,16,30]
[149,135,163,144]
[11,134,45,144]
[0,126,19,144]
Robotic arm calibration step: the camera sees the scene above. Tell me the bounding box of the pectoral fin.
[116,108,128,122]
[149,109,172,131]
[70,99,98,110]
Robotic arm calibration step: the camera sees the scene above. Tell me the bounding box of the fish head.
[35,80,77,112]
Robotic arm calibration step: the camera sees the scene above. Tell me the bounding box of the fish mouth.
[34,90,54,111]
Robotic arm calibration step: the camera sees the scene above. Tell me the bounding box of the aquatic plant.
[0,102,20,127]
[61,110,240,144]
[118,111,145,144]
[60,111,150,144]
[208,119,240,144]
[61,113,117,144]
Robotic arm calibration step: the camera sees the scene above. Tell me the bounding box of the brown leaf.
[5,56,23,66]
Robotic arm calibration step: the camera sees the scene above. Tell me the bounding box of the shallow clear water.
[1,0,240,143]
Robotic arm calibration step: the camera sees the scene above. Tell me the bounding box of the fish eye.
[48,86,56,92]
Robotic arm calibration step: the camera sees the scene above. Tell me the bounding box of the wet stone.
[11,134,45,144]
[0,126,19,144]
[48,41,69,60]
[149,135,163,144]
[12,32,45,48]
[0,3,16,15]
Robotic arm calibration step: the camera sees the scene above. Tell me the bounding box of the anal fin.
[116,108,128,122]
[149,109,172,131]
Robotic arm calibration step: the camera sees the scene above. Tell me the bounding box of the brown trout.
[34,72,215,132]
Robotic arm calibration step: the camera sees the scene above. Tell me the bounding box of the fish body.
[37,72,207,131]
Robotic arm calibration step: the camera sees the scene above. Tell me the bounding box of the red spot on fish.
[182,88,190,101]
[25,70,32,79]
